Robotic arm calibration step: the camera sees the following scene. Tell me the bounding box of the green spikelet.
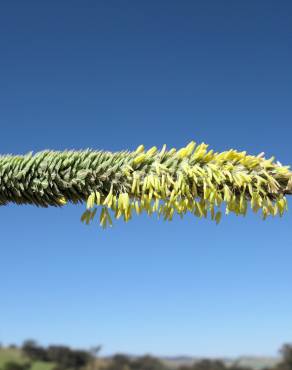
[0,142,291,228]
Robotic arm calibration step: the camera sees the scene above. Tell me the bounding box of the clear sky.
[0,0,292,358]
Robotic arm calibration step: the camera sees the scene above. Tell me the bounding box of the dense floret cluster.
[0,141,291,228]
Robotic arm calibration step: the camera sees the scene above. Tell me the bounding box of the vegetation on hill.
[0,341,292,370]
[0,341,90,370]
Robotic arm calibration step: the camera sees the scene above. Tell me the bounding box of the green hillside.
[0,348,55,370]
[30,361,55,370]
[0,348,25,366]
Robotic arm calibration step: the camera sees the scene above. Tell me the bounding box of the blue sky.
[0,0,292,358]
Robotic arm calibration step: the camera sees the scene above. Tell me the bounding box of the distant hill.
[0,348,281,370]
[160,356,280,370]
[102,353,280,370]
